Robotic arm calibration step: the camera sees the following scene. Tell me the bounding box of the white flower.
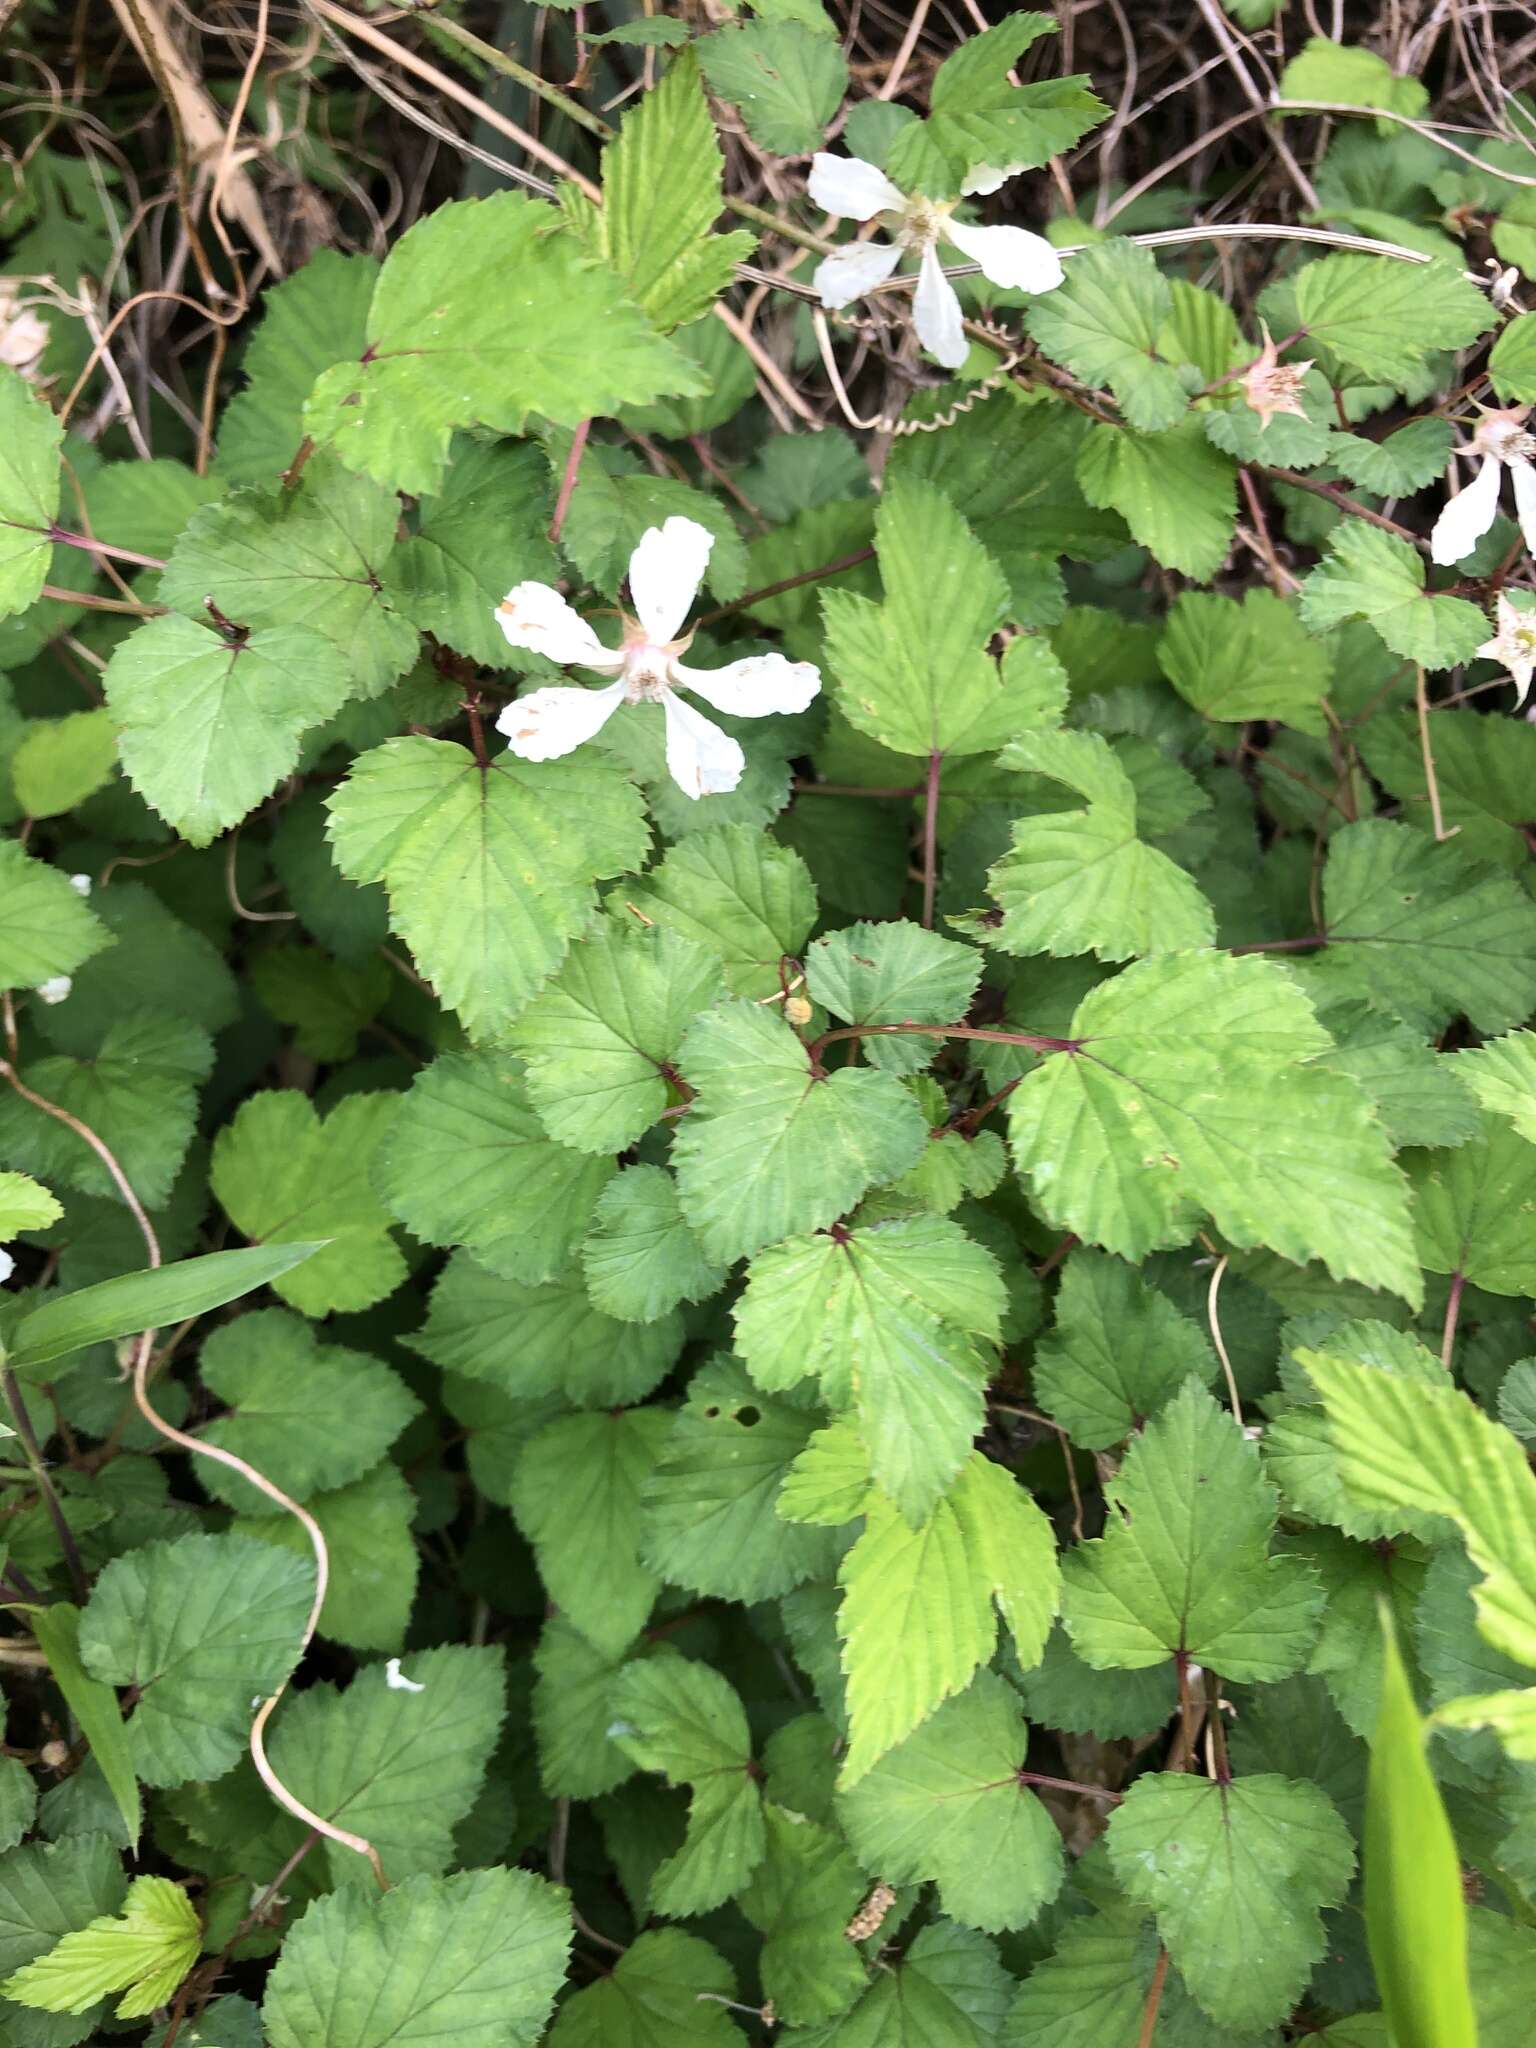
[35,976,71,1006]
[1431,407,1536,566]
[385,1657,425,1693]
[808,153,1063,371]
[1476,590,1536,706]
[0,281,49,381]
[0,1247,13,1286]
[494,517,820,800]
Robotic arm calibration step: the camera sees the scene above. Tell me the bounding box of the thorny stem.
[1017,1769,1123,1804]
[1441,1269,1466,1374]
[1415,665,1458,842]
[813,1022,1078,1058]
[44,526,166,571]
[693,545,875,627]
[39,584,163,617]
[549,420,591,544]
[921,751,942,930]
[1137,1949,1171,2048]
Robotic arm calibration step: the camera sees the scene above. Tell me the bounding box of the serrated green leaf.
[734,1802,868,2027]
[805,921,981,1075]
[580,1166,727,1322]
[986,729,1215,960]
[1299,520,1489,668]
[734,1214,1004,1524]
[1075,418,1236,580]
[1106,1771,1355,2030]
[262,1867,571,2048]
[696,21,847,156]
[195,1308,418,1513]
[673,1001,929,1265]
[1033,1249,1218,1449]
[1025,241,1186,432]
[1277,34,1428,117]
[235,1460,415,1655]
[12,709,118,819]
[247,945,388,1061]
[1,1875,196,2021]
[303,193,703,496]
[1293,253,1491,384]
[1006,950,1421,1303]
[1326,418,1454,495]
[837,1671,1062,1933]
[0,1834,125,2045]
[1409,1110,1536,1295]
[326,735,649,1038]
[547,1927,741,2046]
[1358,708,1536,871]
[838,1452,1058,1783]
[791,1919,1013,2046]
[1490,311,1536,404]
[0,366,62,618]
[1063,1379,1323,1679]
[0,842,109,996]
[1460,1030,1536,1143]
[624,823,817,998]
[532,1616,635,1800]
[1157,588,1331,732]
[1309,999,1479,1150]
[78,1533,314,1787]
[0,1171,60,1238]
[212,1090,406,1316]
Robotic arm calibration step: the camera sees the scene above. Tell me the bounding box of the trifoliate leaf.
[547,1927,741,2047]
[268,1647,504,1885]
[104,613,352,847]
[1106,1771,1355,2031]
[0,1834,126,2045]
[576,49,753,332]
[410,1249,683,1406]
[609,1654,766,1915]
[262,1867,571,2048]
[789,1918,1013,2046]
[1006,950,1421,1303]
[0,841,109,995]
[580,1166,727,1322]
[509,922,723,1154]
[696,21,847,157]
[1033,1249,1218,1449]
[986,729,1215,961]
[673,1001,929,1265]
[509,1409,671,1658]
[1299,523,1489,669]
[78,1533,314,1787]
[1326,418,1454,495]
[0,365,62,618]
[158,458,416,697]
[303,192,704,496]
[375,1050,612,1285]
[1075,418,1236,580]
[211,1090,406,1316]
[1292,253,1491,385]
[1409,1111,1536,1296]
[734,1803,868,2027]
[195,1308,418,1514]
[326,736,649,1038]
[639,1355,840,1602]
[838,1452,1058,1784]
[1460,1031,1536,1144]
[733,1214,1005,1524]
[1025,239,1186,432]
[0,1171,60,1236]
[805,922,981,1076]
[12,708,118,818]
[1062,1379,1323,1679]
[837,1671,1063,1933]
[623,823,817,999]
[1,1876,197,2020]
[1304,820,1536,1035]
[1156,588,1331,732]
[886,12,1106,195]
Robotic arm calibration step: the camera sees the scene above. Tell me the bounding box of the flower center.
[1474,410,1536,465]
[896,195,952,252]
[618,615,692,702]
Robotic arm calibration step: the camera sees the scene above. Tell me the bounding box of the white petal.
[661,690,745,800]
[1510,458,1536,555]
[1430,454,1501,565]
[943,217,1064,296]
[912,244,968,370]
[628,517,712,645]
[0,1248,12,1285]
[675,652,822,718]
[812,237,902,311]
[959,163,1022,197]
[495,680,625,761]
[495,581,611,667]
[35,977,71,1006]
[808,153,906,222]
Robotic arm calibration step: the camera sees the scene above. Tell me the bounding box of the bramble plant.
[4,2,1536,2042]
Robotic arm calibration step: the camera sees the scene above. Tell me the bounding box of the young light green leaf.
[212,1090,406,1316]
[623,823,817,998]
[805,921,981,1075]
[547,1927,742,2047]
[696,21,847,156]
[608,1653,766,1914]
[105,613,353,846]
[0,364,62,618]
[1292,253,1491,385]
[0,1170,60,1238]
[0,1875,198,2020]
[375,1050,613,1285]
[1025,240,1185,432]
[1032,1249,1218,1449]
[0,841,109,996]
[1006,950,1421,1303]
[78,1533,314,1787]
[837,1671,1063,1933]
[1277,34,1428,117]
[303,192,704,496]
[580,1166,727,1322]
[838,1452,1058,1784]
[12,707,118,818]
[1459,1030,1536,1144]
[326,736,649,1038]
[1365,1605,1477,2048]
[1299,522,1489,669]
[1062,1379,1323,1679]
[673,1001,929,1265]
[986,729,1215,961]
[1157,588,1331,732]
[262,1868,571,2048]
[1075,418,1237,581]
[1106,1771,1355,2031]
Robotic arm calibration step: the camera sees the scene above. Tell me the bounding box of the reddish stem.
[549,419,591,543]
[921,750,941,930]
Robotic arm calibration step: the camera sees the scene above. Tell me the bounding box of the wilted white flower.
[34,976,71,1006]
[1476,590,1536,706]
[1241,323,1314,432]
[385,1657,425,1693]
[1431,407,1536,565]
[495,517,820,800]
[808,154,1063,371]
[0,281,49,381]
